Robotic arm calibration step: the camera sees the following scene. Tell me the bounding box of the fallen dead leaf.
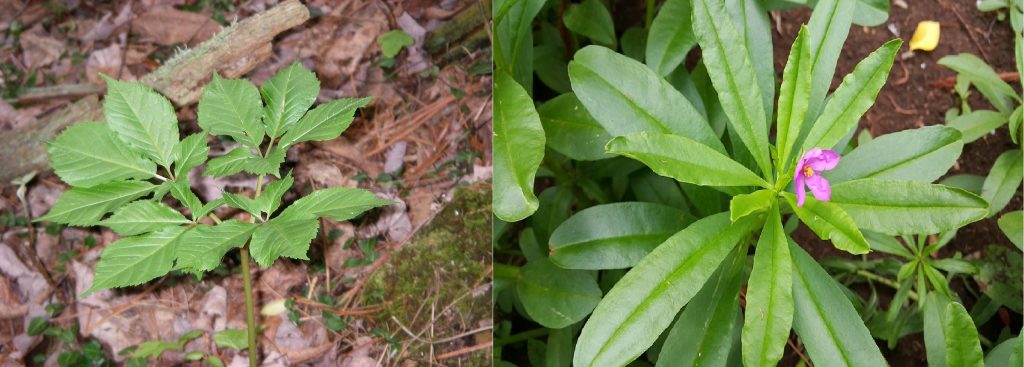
[78,1,134,44]
[131,6,220,46]
[86,43,133,83]
[19,26,64,69]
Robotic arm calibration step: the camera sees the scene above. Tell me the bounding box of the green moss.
[366,182,491,363]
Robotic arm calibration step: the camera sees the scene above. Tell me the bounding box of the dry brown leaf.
[78,1,134,44]
[19,26,64,69]
[131,7,220,46]
[85,43,132,83]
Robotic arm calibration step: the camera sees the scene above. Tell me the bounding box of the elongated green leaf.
[222,192,261,217]
[88,226,189,294]
[730,189,775,222]
[941,174,986,195]
[632,169,689,208]
[725,0,775,125]
[827,125,963,184]
[691,0,771,177]
[573,212,758,367]
[645,0,695,76]
[494,71,544,222]
[777,26,812,168]
[939,53,1020,113]
[606,132,769,188]
[743,206,793,367]
[47,122,157,187]
[533,186,572,246]
[494,0,544,92]
[260,62,319,138]
[981,149,1023,216]
[546,326,575,367]
[100,201,188,236]
[534,44,572,94]
[853,0,889,26]
[790,242,887,367]
[38,181,156,225]
[549,202,692,270]
[985,336,1022,367]
[516,258,602,328]
[168,178,201,218]
[278,97,371,148]
[101,76,178,166]
[197,73,264,147]
[176,220,257,274]
[829,179,989,235]
[923,293,951,367]
[213,329,248,350]
[802,39,901,152]
[944,301,986,367]
[280,187,390,222]
[249,214,319,267]
[173,133,209,177]
[998,211,1023,250]
[949,110,1009,144]
[656,241,746,367]
[204,147,284,178]
[563,0,615,48]
[568,46,724,152]
[862,230,913,258]
[784,193,870,254]
[257,174,293,215]
[538,93,613,161]
[804,0,855,123]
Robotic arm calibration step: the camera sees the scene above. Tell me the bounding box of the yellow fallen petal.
[910,21,941,51]
[260,298,287,316]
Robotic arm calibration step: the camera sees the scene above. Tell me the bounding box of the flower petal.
[805,174,831,202]
[805,149,840,171]
[795,174,807,207]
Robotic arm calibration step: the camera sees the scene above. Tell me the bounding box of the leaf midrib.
[838,137,958,181]
[795,260,855,366]
[55,139,156,179]
[44,185,154,219]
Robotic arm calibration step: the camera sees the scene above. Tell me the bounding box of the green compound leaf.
[827,125,963,184]
[569,45,725,152]
[101,76,179,166]
[538,93,613,161]
[516,258,602,329]
[646,0,695,76]
[548,202,692,270]
[197,73,265,148]
[249,214,319,267]
[204,147,285,178]
[982,149,1023,216]
[378,30,414,58]
[776,26,812,168]
[279,187,390,222]
[791,242,887,367]
[784,192,870,255]
[278,97,372,149]
[493,71,544,222]
[563,0,616,48]
[173,133,209,178]
[213,329,249,350]
[802,39,901,152]
[38,180,156,225]
[828,179,989,235]
[260,61,319,138]
[943,301,986,367]
[87,226,190,295]
[47,122,157,188]
[176,220,256,274]
[742,206,793,367]
[606,132,769,188]
[573,212,759,367]
[100,200,189,236]
[692,0,772,177]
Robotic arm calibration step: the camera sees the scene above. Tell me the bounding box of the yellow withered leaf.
[910,21,940,51]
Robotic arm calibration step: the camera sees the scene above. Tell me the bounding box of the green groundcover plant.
[493,0,1020,366]
[36,62,389,366]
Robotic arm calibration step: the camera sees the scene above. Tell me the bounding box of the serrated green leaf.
[168,178,201,219]
[213,329,249,350]
[549,202,692,270]
[944,301,986,367]
[563,0,615,48]
[176,220,256,274]
[379,30,413,58]
[646,0,695,76]
[573,213,759,367]
[249,215,319,267]
[38,180,156,225]
[88,226,189,294]
[101,76,179,166]
[729,189,775,222]
[516,258,602,329]
[829,179,989,235]
[691,0,772,177]
[569,46,725,152]
[257,173,293,215]
[47,122,157,187]
[494,71,544,222]
[939,53,1020,113]
[279,187,390,222]
[827,125,964,184]
[742,206,792,367]
[784,193,870,254]
[802,39,901,152]
[100,200,189,236]
[981,149,1023,216]
[204,147,284,178]
[606,132,769,188]
[777,26,812,168]
[222,192,262,217]
[173,133,209,177]
[998,211,1023,250]
[538,93,613,161]
[278,97,371,149]
[198,73,264,147]
[790,242,887,367]
[948,110,1009,143]
[261,62,319,138]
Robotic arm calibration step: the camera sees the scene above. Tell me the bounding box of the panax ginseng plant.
[37,62,389,365]
[493,0,993,366]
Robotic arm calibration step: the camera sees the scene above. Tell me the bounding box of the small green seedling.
[37,61,390,366]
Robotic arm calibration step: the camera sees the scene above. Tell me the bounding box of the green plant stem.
[495,328,549,347]
[855,270,919,302]
[645,0,655,29]
[240,246,258,367]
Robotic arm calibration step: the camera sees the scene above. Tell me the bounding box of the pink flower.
[794,148,840,207]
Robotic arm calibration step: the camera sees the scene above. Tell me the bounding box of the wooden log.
[0,0,309,183]
[423,0,491,63]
